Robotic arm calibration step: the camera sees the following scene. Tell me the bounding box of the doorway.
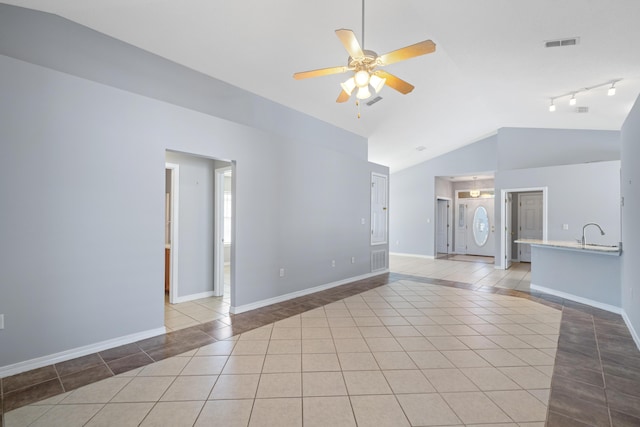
[517,192,544,262]
[164,153,233,331]
[500,187,548,270]
[215,167,232,298]
[165,163,180,304]
[436,198,452,255]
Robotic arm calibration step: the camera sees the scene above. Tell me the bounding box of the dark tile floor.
[1,272,639,426]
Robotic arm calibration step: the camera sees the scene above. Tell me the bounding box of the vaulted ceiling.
[4,0,640,171]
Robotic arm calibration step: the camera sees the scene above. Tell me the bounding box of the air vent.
[366,96,383,106]
[415,146,427,151]
[371,250,387,271]
[575,106,589,113]
[545,37,579,48]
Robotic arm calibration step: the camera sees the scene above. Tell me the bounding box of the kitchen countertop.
[515,238,621,255]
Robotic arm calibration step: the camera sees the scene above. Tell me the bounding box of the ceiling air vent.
[545,37,579,48]
[575,106,589,113]
[415,146,427,151]
[366,96,383,106]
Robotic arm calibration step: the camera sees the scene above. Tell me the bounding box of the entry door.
[436,199,449,254]
[371,173,388,245]
[505,194,513,269]
[465,198,495,257]
[518,192,543,262]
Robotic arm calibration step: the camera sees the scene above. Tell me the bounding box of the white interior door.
[371,173,388,245]
[436,199,449,254]
[455,202,467,254]
[505,193,513,268]
[465,198,495,257]
[518,192,543,262]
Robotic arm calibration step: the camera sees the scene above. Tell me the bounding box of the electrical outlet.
[562,224,569,230]
[351,257,356,264]
[361,218,365,225]
[331,260,336,267]
[0,314,4,330]
[279,268,285,277]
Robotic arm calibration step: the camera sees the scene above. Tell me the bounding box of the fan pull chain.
[356,100,361,118]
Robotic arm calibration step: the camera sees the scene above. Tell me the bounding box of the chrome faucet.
[582,223,605,246]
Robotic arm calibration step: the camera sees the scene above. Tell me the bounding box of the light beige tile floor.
[8,275,559,426]
[164,269,231,332]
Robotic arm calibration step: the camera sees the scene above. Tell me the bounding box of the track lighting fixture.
[547,79,621,111]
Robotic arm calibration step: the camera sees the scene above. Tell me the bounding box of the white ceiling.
[4,0,640,172]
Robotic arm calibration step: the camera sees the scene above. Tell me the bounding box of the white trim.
[0,327,166,379]
[229,271,389,314]
[530,283,622,314]
[621,310,640,351]
[173,291,216,304]
[499,187,548,270]
[389,252,435,259]
[214,166,232,297]
[165,162,180,304]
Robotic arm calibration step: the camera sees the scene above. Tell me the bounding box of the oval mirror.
[473,206,490,247]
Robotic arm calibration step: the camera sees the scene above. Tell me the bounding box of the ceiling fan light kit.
[293,0,436,117]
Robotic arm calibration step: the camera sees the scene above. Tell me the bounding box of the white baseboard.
[389,252,435,260]
[621,311,640,351]
[530,283,622,314]
[0,327,166,379]
[230,270,389,315]
[173,291,215,304]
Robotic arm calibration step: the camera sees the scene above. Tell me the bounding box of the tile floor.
[2,255,639,426]
[164,268,230,332]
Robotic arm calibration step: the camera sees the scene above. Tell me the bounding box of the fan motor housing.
[348,49,379,70]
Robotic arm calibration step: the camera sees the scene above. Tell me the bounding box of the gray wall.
[390,135,498,256]
[0,6,387,369]
[165,152,216,298]
[497,128,621,170]
[495,161,621,248]
[391,128,620,258]
[621,95,640,342]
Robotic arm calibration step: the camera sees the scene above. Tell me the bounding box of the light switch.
[361,218,366,225]
[279,268,285,277]
[562,224,569,230]
[0,314,4,330]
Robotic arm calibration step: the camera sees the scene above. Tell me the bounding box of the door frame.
[505,193,513,269]
[165,162,180,304]
[499,187,548,270]
[435,197,453,255]
[214,166,232,297]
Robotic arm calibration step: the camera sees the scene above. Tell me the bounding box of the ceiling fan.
[293,2,436,104]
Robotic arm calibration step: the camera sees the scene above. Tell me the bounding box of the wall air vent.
[366,96,383,106]
[371,250,387,271]
[575,106,589,113]
[545,37,579,48]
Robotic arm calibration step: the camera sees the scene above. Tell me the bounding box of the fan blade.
[335,29,364,60]
[293,66,349,80]
[378,40,436,66]
[374,70,414,94]
[336,90,350,103]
